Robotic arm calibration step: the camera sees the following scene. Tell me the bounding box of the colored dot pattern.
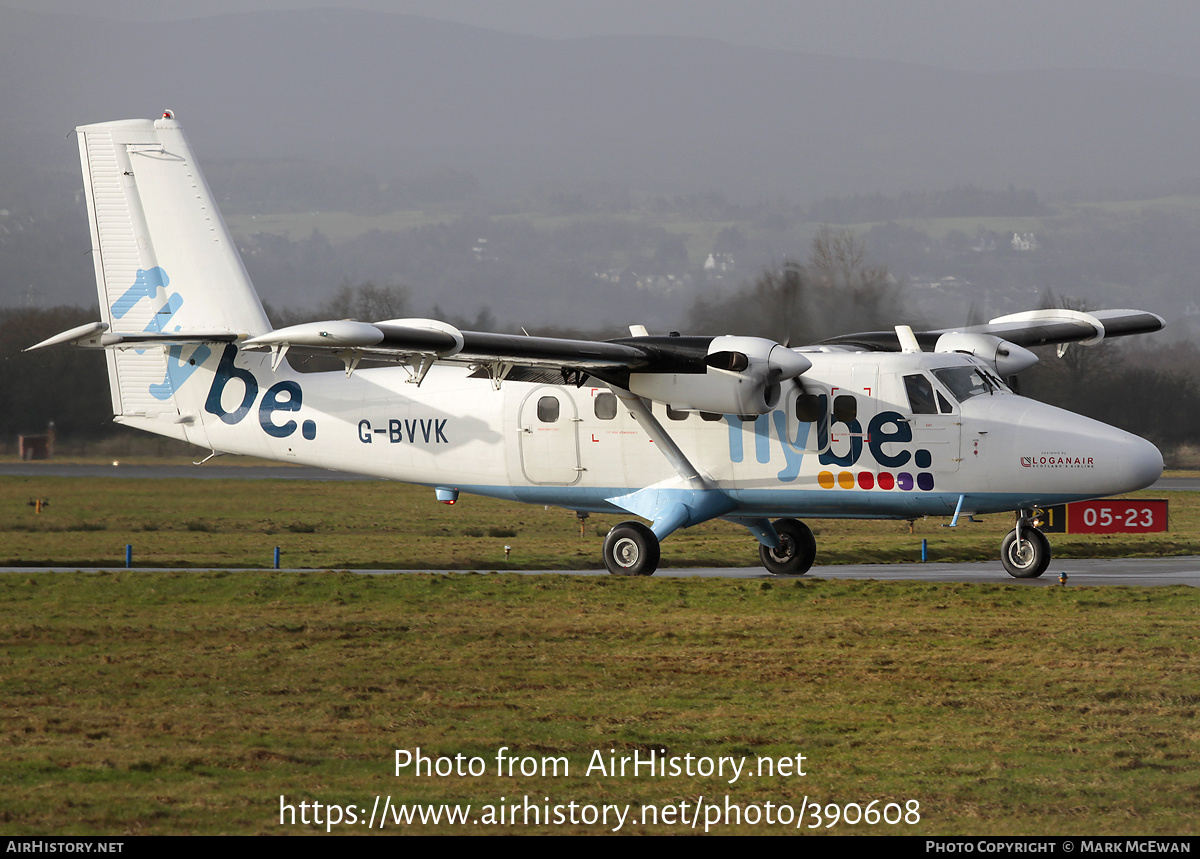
[815,448,935,491]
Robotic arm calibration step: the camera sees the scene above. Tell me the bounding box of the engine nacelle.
[627,370,778,415]
[934,332,1039,376]
[627,336,811,415]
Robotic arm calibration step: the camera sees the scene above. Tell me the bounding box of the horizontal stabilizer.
[27,322,239,351]
[25,321,108,351]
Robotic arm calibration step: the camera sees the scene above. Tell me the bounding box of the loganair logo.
[205,344,317,439]
[1022,453,1095,468]
[727,397,936,490]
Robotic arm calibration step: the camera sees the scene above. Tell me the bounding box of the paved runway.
[5,557,1200,587]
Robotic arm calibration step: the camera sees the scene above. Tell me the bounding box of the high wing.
[232,319,814,415]
[230,306,1163,386]
[30,306,1164,370]
[32,302,1161,412]
[816,308,1166,352]
[244,318,666,382]
[28,315,815,417]
[27,316,755,382]
[30,306,1164,407]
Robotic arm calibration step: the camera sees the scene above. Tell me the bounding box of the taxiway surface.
[4,558,1199,587]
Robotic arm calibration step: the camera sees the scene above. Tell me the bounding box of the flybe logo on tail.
[111,267,202,401]
[151,344,212,401]
[205,344,317,439]
[111,266,185,333]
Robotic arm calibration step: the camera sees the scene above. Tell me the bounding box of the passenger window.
[795,394,823,423]
[594,392,617,420]
[833,394,857,423]
[666,405,689,421]
[537,396,560,423]
[904,374,938,415]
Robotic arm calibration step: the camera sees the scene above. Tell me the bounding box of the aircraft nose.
[1005,401,1164,498]
[1119,433,1164,493]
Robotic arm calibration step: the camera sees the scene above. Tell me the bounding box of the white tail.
[75,113,271,441]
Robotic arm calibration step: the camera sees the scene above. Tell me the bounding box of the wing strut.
[604,385,735,541]
[610,386,706,490]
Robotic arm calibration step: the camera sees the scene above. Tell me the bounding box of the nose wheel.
[1000,526,1051,578]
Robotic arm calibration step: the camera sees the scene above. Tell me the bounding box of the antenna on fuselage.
[895,325,923,353]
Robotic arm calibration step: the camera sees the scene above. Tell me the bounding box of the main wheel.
[1000,527,1051,578]
[759,518,817,576]
[603,521,661,576]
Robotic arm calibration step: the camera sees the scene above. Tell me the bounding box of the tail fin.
[75,112,271,439]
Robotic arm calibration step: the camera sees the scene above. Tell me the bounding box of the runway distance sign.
[1038,500,1168,534]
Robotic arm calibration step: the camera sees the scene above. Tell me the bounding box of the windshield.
[932,365,1010,402]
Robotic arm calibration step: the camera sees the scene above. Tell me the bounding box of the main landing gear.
[602,517,817,577]
[758,518,817,576]
[602,521,661,576]
[1000,511,1052,578]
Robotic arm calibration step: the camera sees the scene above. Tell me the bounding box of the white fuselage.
[131,345,1162,522]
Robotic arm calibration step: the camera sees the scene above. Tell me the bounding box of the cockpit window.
[933,366,1009,403]
[904,374,938,415]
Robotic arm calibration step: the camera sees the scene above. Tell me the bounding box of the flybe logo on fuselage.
[727,396,936,489]
[204,344,317,439]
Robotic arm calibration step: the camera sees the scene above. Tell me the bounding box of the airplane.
[29,113,1166,579]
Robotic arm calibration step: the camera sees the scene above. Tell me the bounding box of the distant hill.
[3,7,1200,201]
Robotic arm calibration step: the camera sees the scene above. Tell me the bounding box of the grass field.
[1,571,1197,835]
[2,473,1199,835]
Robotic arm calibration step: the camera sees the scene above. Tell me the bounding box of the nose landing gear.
[1001,511,1052,578]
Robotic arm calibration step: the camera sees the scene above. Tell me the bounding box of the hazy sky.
[6,0,1200,78]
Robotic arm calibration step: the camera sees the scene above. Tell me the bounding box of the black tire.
[603,521,661,576]
[1000,528,1051,578]
[759,518,817,576]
